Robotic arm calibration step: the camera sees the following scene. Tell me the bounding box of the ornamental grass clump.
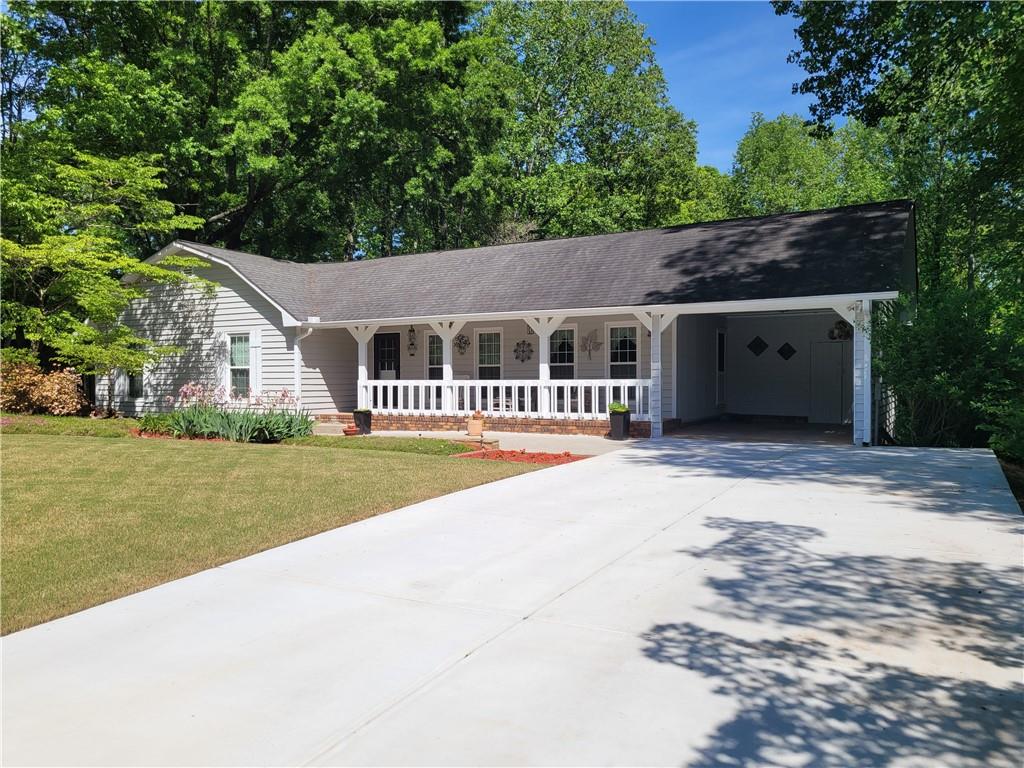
[167,404,313,443]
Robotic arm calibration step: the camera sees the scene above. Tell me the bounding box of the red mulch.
[131,428,228,442]
[453,448,588,465]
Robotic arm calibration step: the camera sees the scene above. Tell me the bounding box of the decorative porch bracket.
[427,320,466,411]
[346,324,380,409]
[524,315,566,416]
[633,310,679,438]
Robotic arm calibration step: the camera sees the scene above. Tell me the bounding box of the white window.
[476,330,502,380]
[608,325,638,379]
[229,333,251,396]
[549,328,575,379]
[127,371,144,399]
[426,333,443,380]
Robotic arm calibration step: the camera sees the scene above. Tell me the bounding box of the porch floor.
[666,418,853,446]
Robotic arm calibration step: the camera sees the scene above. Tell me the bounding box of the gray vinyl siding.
[102,261,294,415]
[676,314,724,423]
[300,328,358,413]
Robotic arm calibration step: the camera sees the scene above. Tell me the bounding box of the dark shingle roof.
[168,200,915,323]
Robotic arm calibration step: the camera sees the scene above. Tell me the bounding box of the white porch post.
[525,315,565,418]
[650,312,662,437]
[346,324,379,410]
[634,310,678,438]
[293,327,314,408]
[853,299,873,446]
[428,320,465,413]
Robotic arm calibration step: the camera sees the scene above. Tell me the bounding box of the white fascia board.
[148,242,301,327]
[306,291,900,329]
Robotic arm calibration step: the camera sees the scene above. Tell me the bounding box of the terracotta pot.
[467,416,484,437]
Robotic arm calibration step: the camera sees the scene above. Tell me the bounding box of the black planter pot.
[353,410,372,435]
[609,411,630,440]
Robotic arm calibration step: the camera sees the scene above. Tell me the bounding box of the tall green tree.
[775,0,1024,457]
[730,113,895,216]
[468,0,700,240]
[0,144,207,409]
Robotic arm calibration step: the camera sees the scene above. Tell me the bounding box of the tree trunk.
[106,372,116,417]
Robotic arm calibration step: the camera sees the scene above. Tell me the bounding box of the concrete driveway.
[3,441,1021,767]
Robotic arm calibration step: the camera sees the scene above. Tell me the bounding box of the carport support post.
[854,299,873,446]
[347,324,379,410]
[650,312,663,437]
[428,320,465,413]
[635,310,678,439]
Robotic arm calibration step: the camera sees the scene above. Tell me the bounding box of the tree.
[774,0,1023,457]
[1,146,207,411]
[468,0,700,240]
[729,113,896,217]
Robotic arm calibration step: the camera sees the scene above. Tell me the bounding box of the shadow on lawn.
[638,514,1024,766]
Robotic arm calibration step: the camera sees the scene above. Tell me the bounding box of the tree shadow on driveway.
[638,515,1023,767]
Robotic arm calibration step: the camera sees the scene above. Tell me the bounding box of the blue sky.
[627,1,815,171]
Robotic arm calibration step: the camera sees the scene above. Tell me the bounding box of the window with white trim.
[426,333,443,380]
[549,328,575,379]
[127,371,144,399]
[608,325,638,378]
[477,331,502,380]
[229,333,251,396]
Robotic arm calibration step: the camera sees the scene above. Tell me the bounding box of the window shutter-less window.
[250,329,262,395]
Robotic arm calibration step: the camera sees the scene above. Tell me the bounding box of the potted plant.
[467,409,484,437]
[352,408,372,435]
[608,401,630,440]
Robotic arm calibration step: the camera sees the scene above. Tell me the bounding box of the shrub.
[0,362,44,413]
[874,290,1022,456]
[31,369,89,415]
[0,360,87,415]
[608,401,630,414]
[982,399,1024,464]
[167,404,314,443]
[137,413,174,435]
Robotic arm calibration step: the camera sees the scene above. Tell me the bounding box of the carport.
[672,306,862,444]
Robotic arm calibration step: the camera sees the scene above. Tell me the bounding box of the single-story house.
[111,199,916,444]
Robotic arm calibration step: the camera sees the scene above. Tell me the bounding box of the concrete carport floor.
[2,440,1021,767]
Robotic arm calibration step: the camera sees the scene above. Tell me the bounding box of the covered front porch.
[293,294,885,444]
[336,310,676,436]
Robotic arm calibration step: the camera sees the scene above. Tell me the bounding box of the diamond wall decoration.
[747,336,768,356]
[777,342,797,361]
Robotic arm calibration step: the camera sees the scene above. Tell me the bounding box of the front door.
[372,333,401,408]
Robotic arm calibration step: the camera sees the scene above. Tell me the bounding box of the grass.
[0,434,535,634]
[0,412,139,437]
[283,434,472,455]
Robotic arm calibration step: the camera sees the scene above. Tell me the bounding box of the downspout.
[293,326,314,409]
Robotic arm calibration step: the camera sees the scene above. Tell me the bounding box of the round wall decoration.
[514,340,533,362]
[453,333,471,354]
[828,320,853,341]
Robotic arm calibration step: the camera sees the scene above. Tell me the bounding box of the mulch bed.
[453,448,588,465]
[131,429,228,442]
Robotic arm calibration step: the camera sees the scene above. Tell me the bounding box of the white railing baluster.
[360,378,653,421]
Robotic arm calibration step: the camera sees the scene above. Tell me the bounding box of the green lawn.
[1,433,535,634]
[0,412,139,437]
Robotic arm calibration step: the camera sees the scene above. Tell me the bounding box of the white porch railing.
[360,378,652,421]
